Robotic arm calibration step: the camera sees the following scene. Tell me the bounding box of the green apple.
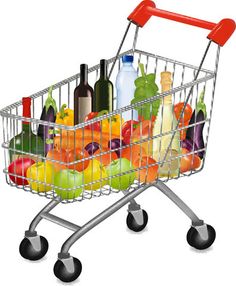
[106,158,135,190]
[54,169,83,199]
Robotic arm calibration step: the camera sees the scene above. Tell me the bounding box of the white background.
[0,0,236,285]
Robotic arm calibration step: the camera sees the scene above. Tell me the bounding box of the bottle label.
[78,97,92,123]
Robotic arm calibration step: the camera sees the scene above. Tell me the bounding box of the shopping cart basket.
[0,0,235,283]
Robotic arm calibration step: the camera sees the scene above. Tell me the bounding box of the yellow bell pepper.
[97,110,124,136]
[56,104,74,126]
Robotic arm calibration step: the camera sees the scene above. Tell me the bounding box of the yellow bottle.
[153,72,180,177]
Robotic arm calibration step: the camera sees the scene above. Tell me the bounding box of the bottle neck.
[161,72,173,105]
[100,59,108,79]
[80,64,88,84]
[22,97,32,131]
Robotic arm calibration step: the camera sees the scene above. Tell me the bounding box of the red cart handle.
[128,0,235,46]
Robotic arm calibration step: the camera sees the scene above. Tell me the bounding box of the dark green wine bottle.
[93,59,113,112]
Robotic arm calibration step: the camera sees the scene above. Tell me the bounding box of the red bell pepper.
[84,112,100,131]
[122,120,139,144]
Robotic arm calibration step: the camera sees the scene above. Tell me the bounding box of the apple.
[26,162,54,192]
[133,156,158,183]
[83,159,108,191]
[8,157,35,185]
[54,169,83,199]
[106,158,135,190]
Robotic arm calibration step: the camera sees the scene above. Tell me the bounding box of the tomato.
[26,162,54,192]
[46,149,68,172]
[122,120,139,145]
[174,102,193,122]
[67,148,90,172]
[8,158,35,185]
[133,156,158,183]
[180,148,201,173]
[94,147,118,166]
[121,145,147,165]
[84,112,100,131]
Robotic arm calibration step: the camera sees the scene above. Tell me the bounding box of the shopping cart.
[1,0,235,283]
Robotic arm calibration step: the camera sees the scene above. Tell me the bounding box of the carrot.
[54,130,123,151]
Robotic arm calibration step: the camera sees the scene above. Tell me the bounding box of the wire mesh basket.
[0,48,217,203]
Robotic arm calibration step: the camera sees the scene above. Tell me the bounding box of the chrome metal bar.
[160,40,213,167]
[29,197,61,232]
[60,184,152,254]
[41,213,81,232]
[155,181,203,225]
[132,26,139,54]
[108,21,132,79]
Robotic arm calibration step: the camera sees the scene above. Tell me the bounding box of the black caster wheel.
[126,209,148,232]
[19,235,49,261]
[54,257,82,283]
[187,224,216,250]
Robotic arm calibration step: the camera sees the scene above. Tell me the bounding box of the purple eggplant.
[37,86,57,155]
[186,90,207,159]
[181,138,199,154]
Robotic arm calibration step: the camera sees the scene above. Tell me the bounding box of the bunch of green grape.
[131,63,160,120]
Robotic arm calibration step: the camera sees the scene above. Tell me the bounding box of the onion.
[108,138,126,158]
[85,142,100,156]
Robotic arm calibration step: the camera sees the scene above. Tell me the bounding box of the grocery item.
[54,169,83,200]
[131,120,154,155]
[9,97,44,162]
[121,120,139,145]
[8,158,35,185]
[174,102,193,140]
[131,63,160,120]
[74,64,93,124]
[116,55,138,121]
[108,138,126,157]
[186,90,207,159]
[106,158,135,190]
[85,142,100,155]
[180,148,201,173]
[152,72,181,177]
[94,147,118,166]
[121,144,147,165]
[54,129,121,151]
[133,156,158,183]
[93,59,113,112]
[37,86,57,155]
[83,159,108,190]
[84,112,100,131]
[26,162,54,192]
[56,104,74,126]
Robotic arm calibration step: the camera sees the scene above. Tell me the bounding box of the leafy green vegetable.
[131,63,160,120]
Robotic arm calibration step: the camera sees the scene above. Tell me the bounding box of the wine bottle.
[74,64,93,125]
[9,97,44,162]
[152,72,180,177]
[93,59,113,112]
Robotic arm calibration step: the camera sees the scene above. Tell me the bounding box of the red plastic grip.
[128,0,235,46]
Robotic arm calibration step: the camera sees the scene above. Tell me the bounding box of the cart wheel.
[54,257,82,283]
[126,209,148,232]
[187,224,216,250]
[19,235,48,261]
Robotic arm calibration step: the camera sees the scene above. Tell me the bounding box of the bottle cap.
[122,55,134,63]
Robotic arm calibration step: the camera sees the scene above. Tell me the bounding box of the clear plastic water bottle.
[116,55,138,121]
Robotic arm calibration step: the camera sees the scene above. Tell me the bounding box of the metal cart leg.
[154,180,216,248]
[19,197,61,261]
[59,184,151,257]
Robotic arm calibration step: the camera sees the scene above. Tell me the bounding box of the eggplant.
[186,90,207,159]
[37,86,57,155]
